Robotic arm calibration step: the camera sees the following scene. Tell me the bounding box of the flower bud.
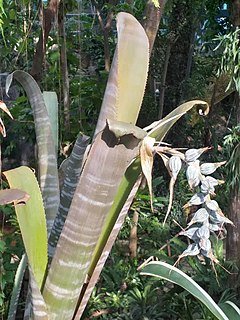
[185,147,210,163]
[168,156,182,179]
[183,193,206,208]
[186,160,201,189]
[200,161,226,175]
[188,208,209,225]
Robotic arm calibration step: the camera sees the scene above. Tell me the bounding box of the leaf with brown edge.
[140,136,155,211]
[0,189,30,205]
[0,100,13,119]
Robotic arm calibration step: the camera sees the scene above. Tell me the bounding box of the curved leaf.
[48,133,90,260]
[219,301,240,319]
[6,71,60,234]
[148,100,209,140]
[140,261,229,320]
[4,166,47,288]
[7,254,27,320]
[42,91,59,156]
[94,12,149,135]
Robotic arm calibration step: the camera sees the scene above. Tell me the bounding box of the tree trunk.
[142,0,167,54]
[158,41,171,119]
[93,0,118,72]
[226,0,240,290]
[31,0,60,83]
[129,210,139,258]
[58,2,70,131]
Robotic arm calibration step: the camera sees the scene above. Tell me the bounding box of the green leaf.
[140,261,229,320]
[148,100,209,140]
[42,91,59,156]
[7,254,27,320]
[4,166,48,289]
[219,301,240,319]
[6,71,60,234]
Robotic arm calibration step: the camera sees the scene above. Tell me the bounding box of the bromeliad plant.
[3,12,210,320]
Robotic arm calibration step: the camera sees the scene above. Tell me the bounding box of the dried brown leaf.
[140,136,155,211]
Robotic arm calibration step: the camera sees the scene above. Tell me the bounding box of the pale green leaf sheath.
[43,123,144,319]
[6,71,60,234]
[43,12,149,320]
[4,166,48,288]
[141,261,229,320]
[48,133,90,260]
[75,173,143,319]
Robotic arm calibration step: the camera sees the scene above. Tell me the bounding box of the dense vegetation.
[0,0,239,319]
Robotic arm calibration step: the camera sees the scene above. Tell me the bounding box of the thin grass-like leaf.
[7,254,27,320]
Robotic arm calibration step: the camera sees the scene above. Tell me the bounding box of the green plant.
[1,11,212,320]
[140,261,240,320]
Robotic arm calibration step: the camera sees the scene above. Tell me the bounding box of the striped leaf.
[74,173,143,319]
[6,71,60,234]
[140,261,229,320]
[42,91,59,156]
[43,122,145,319]
[42,12,149,319]
[48,133,90,260]
[94,12,149,135]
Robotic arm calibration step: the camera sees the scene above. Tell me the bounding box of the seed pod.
[180,227,199,241]
[209,210,233,225]
[206,200,219,211]
[200,161,226,175]
[188,208,209,225]
[168,155,182,180]
[200,176,219,194]
[185,147,210,163]
[209,223,222,232]
[181,243,200,257]
[183,193,206,209]
[196,224,210,240]
[199,238,211,252]
[186,160,201,189]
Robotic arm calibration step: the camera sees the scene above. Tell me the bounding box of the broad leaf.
[148,100,209,140]
[94,12,149,135]
[4,166,47,288]
[48,133,90,260]
[43,91,59,156]
[6,71,60,234]
[140,261,229,320]
[219,301,240,319]
[43,122,144,319]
